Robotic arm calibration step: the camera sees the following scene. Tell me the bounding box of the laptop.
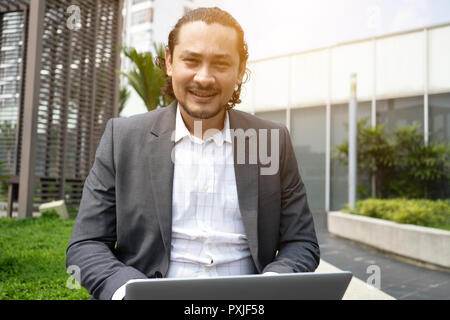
[125,272,353,300]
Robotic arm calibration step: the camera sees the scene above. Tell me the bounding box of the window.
[131,8,153,25]
[430,93,450,143]
[376,96,423,131]
[330,102,371,211]
[254,110,286,127]
[429,92,450,198]
[291,106,326,211]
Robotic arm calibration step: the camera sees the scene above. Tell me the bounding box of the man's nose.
[193,65,215,87]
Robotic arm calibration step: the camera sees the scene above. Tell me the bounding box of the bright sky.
[195,0,450,60]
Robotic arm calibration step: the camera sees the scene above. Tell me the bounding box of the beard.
[179,100,225,119]
[178,84,226,119]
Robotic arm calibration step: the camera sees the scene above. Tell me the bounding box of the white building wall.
[429,25,450,94]
[376,31,424,99]
[291,50,328,108]
[242,23,450,113]
[253,57,290,111]
[331,40,374,103]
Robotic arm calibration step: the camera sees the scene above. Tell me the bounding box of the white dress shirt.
[166,105,255,278]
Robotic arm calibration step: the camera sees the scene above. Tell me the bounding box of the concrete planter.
[38,200,69,220]
[328,211,450,269]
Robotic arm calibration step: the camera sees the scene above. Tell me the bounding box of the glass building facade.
[376,96,424,130]
[430,93,450,143]
[330,102,371,211]
[290,106,326,210]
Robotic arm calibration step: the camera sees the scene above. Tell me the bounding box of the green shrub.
[344,198,450,230]
[333,119,450,199]
[41,209,59,219]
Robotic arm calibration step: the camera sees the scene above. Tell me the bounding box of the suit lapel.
[229,110,261,273]
[146,101,177,257]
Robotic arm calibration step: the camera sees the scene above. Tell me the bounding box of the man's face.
[166,21,245,119]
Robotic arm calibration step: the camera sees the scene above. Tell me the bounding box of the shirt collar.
[174,104,232,146]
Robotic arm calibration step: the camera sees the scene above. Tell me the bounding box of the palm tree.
[152,42,173,107]
[121,44,171,111]
[119,86,130,115]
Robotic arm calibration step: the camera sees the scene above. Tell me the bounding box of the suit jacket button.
[154,271,162,278]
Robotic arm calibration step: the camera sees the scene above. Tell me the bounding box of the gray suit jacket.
[66,101,320,300]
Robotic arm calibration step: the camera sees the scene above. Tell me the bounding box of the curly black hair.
[155,7,250,110]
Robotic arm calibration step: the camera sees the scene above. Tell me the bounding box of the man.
[66,7,320,300]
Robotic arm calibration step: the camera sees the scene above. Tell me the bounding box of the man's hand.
[111,279,145,300]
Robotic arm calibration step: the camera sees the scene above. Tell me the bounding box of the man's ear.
[165,48,173,77]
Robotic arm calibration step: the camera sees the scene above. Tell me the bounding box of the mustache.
[186,84,221,95]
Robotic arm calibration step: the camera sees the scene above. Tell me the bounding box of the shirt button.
[203,186,208,191]
[208,243,212,249]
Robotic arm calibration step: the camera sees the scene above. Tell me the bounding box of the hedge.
[343,198,450,231]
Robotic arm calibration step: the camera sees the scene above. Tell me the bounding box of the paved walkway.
[313,211,450,300]
[316,259,395,299]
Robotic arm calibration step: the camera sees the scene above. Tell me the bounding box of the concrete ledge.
[328,211,450,269]
[38,200,69,220]
[316,259,395,300]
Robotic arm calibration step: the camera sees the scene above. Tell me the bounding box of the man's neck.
[178,103,226,141]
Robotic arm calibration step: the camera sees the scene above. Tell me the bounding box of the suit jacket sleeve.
[66,118,147,300]
[262,125,320,273]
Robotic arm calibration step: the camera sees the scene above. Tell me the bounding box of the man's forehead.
[174,21,239,55]
[179,50,233,60]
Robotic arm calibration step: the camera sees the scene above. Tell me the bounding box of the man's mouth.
[188,88,220,98]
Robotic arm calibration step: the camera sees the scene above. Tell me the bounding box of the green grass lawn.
[0,212,90,300]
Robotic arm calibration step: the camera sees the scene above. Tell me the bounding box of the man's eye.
[184,59,198,65]
[215,62,229,69]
